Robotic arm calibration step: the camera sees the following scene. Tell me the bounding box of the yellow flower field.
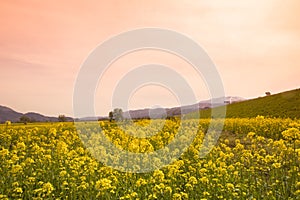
[0,117,299,199]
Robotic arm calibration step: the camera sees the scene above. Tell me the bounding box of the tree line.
[108,108,123,122]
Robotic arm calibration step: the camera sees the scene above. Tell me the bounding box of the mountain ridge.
[0,96,244,123]
[0,105,72,123]
[2,88,299,123]
[122,96,245,119]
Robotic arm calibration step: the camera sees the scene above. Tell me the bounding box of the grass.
[188,88,300,119]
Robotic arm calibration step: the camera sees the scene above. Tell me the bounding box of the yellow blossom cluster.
[0,117,299,199]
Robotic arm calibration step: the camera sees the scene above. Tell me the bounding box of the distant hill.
[3,88,298,123]
[122,96,245,119]
[0,106,23,122]
[0,106,73,123]
[188,88,300,119]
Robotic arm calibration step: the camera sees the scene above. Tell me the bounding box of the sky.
[0,0,300,117]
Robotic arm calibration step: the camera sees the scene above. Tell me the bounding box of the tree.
[58,115,67,122]
[108,111,114,122]
[108,108,123,122]
[20,115,30,124]
[113,108,123,121]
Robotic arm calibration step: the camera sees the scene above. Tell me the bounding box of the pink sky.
[1,0,299,117]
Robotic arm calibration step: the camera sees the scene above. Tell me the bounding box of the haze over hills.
[1,88,299,123]
[77,96,245,121]
[0,96,244,123]
[122,96,245,119]
[0,105,72,123]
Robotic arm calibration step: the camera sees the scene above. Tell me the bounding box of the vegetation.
[0,117,299,199]
[108,108,124,122]
[19,115,31,124]
[108,111,114,122]
[1,89,299,198]
[190,88,300,119]
[58,115,67,122]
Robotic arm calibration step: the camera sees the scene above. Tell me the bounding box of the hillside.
[0,105,72,123]
[122,96,244,119]
[1,88,298,122]
[0,105,23,122]
[188,88,300,119]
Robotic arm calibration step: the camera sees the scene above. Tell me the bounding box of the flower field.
[0,117,299,199]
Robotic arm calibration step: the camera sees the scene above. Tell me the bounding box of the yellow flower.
[0,194,8,200]
[62,181,68,186]
[95,178,112,191]
[0,148,9,157]
[153,170,165,182]
[12,182,19,187]
[11,154,19,163]
[185,183,192,190]
[203,191,210,196]
[226,183,235,190]
[42,182,54,194]
[11,164,23,174]
[188,176,198,185]
[59,170,67,177]
[48,128,57,137]
[227,165,235,171]
[13,187,23,193]
[282,128,300,141]
[234,143,244,151]
[148,193,158,199]
[136,178,147,187]
[272,162,281,169]
[16,142,26,151]
[180,192,188,199]
[224,139,229,145]
[154,183,165,193]
[24,157,35,165]
[164,186,172,194]
[247,132,256,138]
[200,177,209,184]
[172,193,182,200]
[28,177,35,183]
[296,181,300,188]
[199,168,207,174]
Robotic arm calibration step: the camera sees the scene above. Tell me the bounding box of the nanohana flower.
[95,178,113,191]
[282,128,300,141]
[0,118,299,199]
[42,182,54,194]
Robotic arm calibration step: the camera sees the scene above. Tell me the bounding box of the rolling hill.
[188,88,300,119]
[1,88,298,123]
[122,96,244,119]
[0,105,72,123]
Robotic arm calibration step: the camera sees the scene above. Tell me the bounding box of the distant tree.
[113,108,123,121]
[108,108,123,122]
[20,115,30,124]
[108,111,114,122]
[58,115,67,122]
[265,92,271,96]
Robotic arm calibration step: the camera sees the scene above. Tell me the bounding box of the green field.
[189,88,300,119]
[1,117,299,199]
